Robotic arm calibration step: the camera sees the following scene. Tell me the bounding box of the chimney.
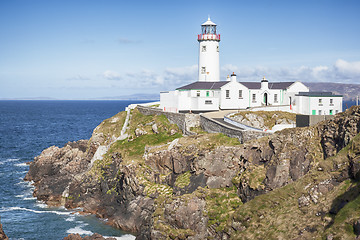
[231,72,237,82]
[261,76,268,89]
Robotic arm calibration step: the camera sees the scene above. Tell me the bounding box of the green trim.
[307,95,342,98]
[177,88,221,91]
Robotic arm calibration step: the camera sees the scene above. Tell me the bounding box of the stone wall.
[137,106,200,135]
[200,115,270,143]
[296,115,335,127]
[137,106,269,142]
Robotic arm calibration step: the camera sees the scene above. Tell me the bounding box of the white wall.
[198,40,220,82]
[160,91,179,112]
[296,95,342,115]
[220,82,249,109]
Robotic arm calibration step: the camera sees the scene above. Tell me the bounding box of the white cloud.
[103,70,122,80]
[98,59,359,92]
[66,75,91,81]
[227,59,360,83]
[334,59,360,79]
[101,65,197,89]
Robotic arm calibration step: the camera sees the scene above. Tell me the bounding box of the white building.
[160,18,343,115]
[295,92,343,115]
[198,17,220,82]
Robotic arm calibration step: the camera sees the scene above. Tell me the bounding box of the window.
[226,90,230,99]
[205,100,212,105]
[312,110,316,115]
[336,110,339,114]
[252,94,256,102]
[319,99,323,106]
[216,46,219,52]
[238,90,242,98]
[196,91,200,97]
[330,109,333,115]
[202,46,206,52]
[206,91,210,97]
[201,67,206,74]
[319,110,322,115]
[274,94,278,103]
[330,99,334,106]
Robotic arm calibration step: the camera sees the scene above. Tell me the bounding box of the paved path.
[201,110,246,130]
[213,118,245,130]
[202,110,237,118]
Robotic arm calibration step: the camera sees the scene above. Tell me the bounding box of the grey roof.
[177,81,228,90]
[176,81,296,90]
[240,82,295,90]
[296,91,343,97]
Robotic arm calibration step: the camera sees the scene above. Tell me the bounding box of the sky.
[0,0,360,99]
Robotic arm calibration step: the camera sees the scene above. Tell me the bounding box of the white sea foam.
[14,162,28,167]
[1,158,20,163]
[23,196,37,200]
[66,226,93,235]
[35,201,48,208]
[0,206,72,216]
[15,194,25,198]
[103,235,136,240]
[65,216,76,222]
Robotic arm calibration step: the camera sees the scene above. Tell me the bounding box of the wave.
[0,206,72,216]
[104,235,136,240]
[0,158,20,164]
[14,162,28,167]
[66,225,93,235]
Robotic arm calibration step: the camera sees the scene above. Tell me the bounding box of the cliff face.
[25,106,360,239]
[0,217,9,240]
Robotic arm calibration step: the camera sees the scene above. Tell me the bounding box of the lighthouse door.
[264,93,268,106]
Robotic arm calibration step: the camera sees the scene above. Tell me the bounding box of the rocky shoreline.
[0,217,9,240]
[25,106,360,239]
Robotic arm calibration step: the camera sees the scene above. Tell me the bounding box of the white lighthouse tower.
[198,17,220,82]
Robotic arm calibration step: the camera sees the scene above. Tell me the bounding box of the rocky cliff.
[25,106,360,239]
[0,217,9,240]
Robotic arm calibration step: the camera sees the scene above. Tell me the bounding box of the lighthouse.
[198,17,220,82]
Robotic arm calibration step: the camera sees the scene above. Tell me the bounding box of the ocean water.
[0,100,151,240]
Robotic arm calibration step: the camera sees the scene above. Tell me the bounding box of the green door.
[206,91,209,97]
[312,110,316,115]
[330,110,333,115]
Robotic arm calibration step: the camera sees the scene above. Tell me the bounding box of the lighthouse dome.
[202,17,216,26]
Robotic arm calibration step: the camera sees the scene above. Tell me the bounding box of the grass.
[174,171,191,189]
[228,133,360,239]
[89,111,127,145]
[205,187,243,233]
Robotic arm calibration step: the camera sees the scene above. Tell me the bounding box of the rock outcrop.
[0,218,9,240]
[25,106,360,239]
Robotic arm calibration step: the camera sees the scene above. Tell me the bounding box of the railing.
[198,34,220,41]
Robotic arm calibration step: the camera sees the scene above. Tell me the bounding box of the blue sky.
[0,0,359,99]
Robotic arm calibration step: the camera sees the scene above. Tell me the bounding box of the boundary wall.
[137,105,270,143]
[296,115,335,127]
[200,115,270,143]
[137,106,200,135]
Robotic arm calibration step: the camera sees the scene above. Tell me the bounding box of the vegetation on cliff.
[25,105,360,239]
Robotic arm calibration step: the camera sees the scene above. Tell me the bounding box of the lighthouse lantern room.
[198,17,220,82]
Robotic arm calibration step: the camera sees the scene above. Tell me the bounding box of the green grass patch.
[205,187,243,232]
[174,171,191,189]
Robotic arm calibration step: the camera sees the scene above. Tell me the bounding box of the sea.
[0,100,152,240]
[0,100,357,240]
